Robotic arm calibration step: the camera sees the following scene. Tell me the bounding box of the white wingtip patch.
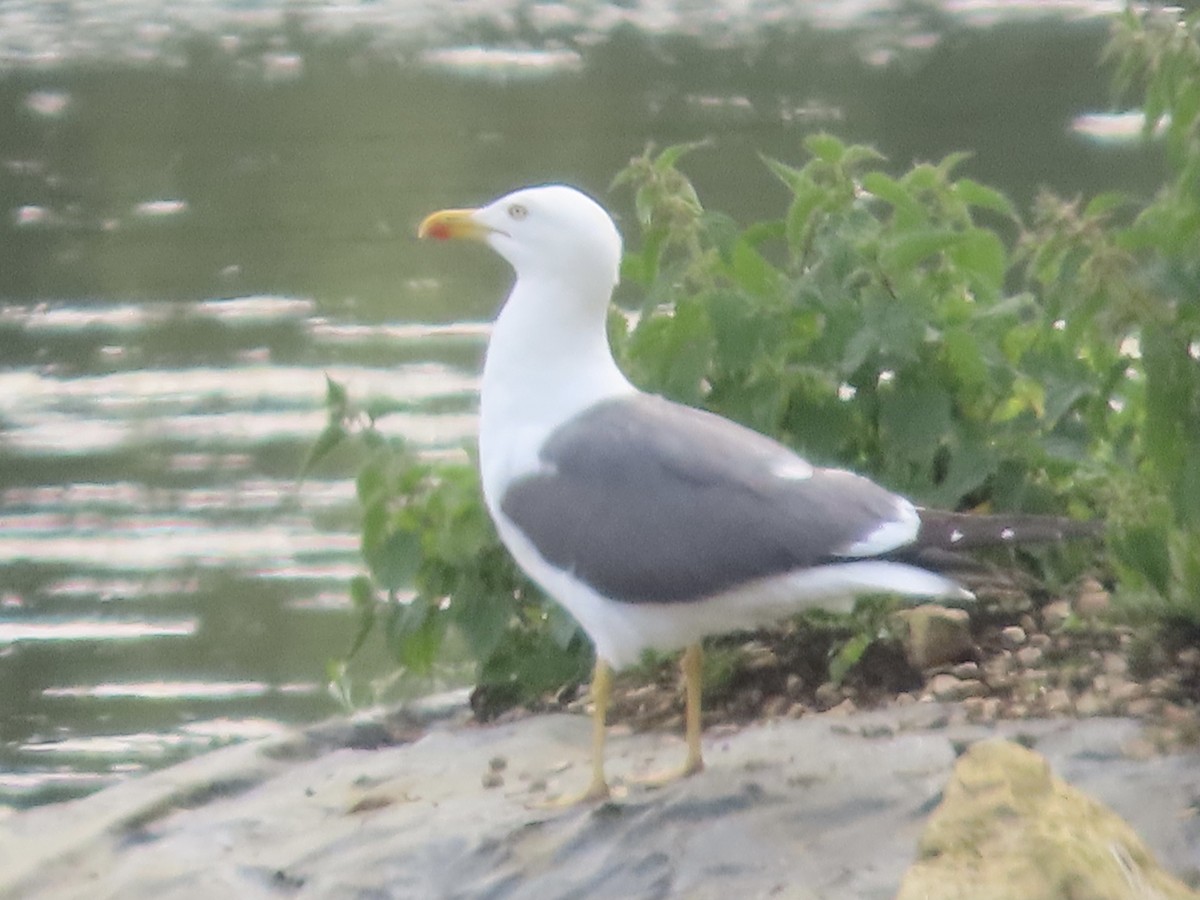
[771,458,815,481]
[835,499,921,558]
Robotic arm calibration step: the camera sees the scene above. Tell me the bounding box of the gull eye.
[507,203,528,221]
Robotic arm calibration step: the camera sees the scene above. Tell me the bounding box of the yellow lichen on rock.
[898,739,1200,900]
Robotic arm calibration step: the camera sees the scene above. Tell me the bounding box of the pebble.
[963,696,1002,723]
[927,674,988,702]
[1041,600,1071,630]
[1102,653,1129,677]
[1073,576,1110,617]
[1108,679,1142,703]
[814,682,841,708]
[824,698,857,717]
[951,661,981,680]
[1043,688,1073,714]
[983,653,1012,680]
[1074,692,1105,717]
[1015,646,1044,668]
[1029,633,1052,650]
[1126,697,1160,718]
[762,695,791,719]
[999,626,1026,649]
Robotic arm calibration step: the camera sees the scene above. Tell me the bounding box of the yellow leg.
[633,642,706,788]
[681,642,705,777]
[581,657,613,802]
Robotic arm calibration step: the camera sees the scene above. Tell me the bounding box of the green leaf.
[1113,521,1173,600]
[953,178,1017,219]
[324,374,348,415]
[367,527,422,592]
[729,238,781,297]
[828,632,871,685]
[804,133,847,165]
[879,228,961,271]
[861,171,925,227]
[878,379,953,463]
[947,228,1007,294]
[299,422,346,479]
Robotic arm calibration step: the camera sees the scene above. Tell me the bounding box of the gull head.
[419,184,623,292]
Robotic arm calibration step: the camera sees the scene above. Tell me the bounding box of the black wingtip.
[913,509,1103,553]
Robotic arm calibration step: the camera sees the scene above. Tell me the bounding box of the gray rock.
[0,709,1197,899]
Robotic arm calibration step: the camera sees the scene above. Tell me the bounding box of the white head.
[419,184,623,293]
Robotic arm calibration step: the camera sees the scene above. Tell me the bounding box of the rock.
[1075,692,1105,718]
[999,625,1026,649]
[927,674,987,702]
[814,681,841,708]
[1074,576,1111,617]
[0,709,1196,900]
[898,740,1200,900]
[950,661,981,680]
[893,605,974,669]
[1041,599,1071,630]
[1102,652,1129,677]
[1015,645,1044,668]
[1043,688,1073,714]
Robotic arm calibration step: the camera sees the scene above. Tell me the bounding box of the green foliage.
[615,134,1112,517]
[1099,7,1200,618]
[311,7,1200,710]
[304,392,590,712]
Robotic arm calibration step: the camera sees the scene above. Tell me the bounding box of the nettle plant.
[311,7,1200,707]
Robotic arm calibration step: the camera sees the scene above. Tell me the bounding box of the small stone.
[740,641,779,671]
[983,653,1012,680]
[1015,646,1044,668]
[824,698,857,716]
[785,673,804,697]
[488,756,507,773]
[762,695,791,719]
[814,682,841,708]
[893,605,975,669]
[1028,633,1052,650]
[1043,688,1073,714]
[964,696,1002,723]
[951,661,981,680]
[1147,676,1174,697]
[1075,692,1105,717]
[481,772,504,789]
[1108,679,1142,704]
[1018,613,1038,633]
[787,702,807,719]
[1073,576,1110,617]
[1040,600,1071,630]
[1177,647,1200,667]
[999,626,1026,650]
[1102,652,1129,677]
[1126,697,1160,718]
[1162,702,1194,726]
[927,673,987,702]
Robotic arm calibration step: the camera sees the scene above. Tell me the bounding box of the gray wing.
[500,394,915,605]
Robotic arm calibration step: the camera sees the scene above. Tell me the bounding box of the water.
[0,0,1163,806]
